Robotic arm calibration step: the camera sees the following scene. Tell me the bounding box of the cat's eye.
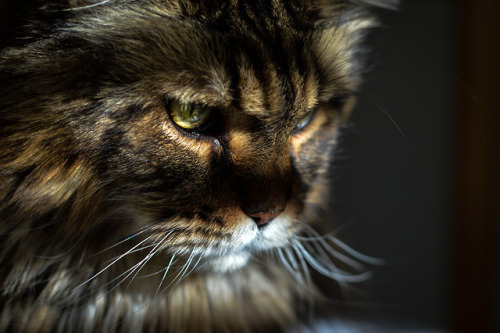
[293,110,315,132]
[168,100,214,131]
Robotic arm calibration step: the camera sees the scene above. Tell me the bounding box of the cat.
[0,0,396,332]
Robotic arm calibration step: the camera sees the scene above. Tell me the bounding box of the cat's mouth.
[193,214,300,273]
[145,205,304,273]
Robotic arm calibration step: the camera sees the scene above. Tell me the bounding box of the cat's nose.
[246,209,284,227]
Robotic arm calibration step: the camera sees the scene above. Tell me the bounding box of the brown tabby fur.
[0,0,396,332]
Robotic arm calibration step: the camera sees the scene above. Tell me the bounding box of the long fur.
[0,1,395,332]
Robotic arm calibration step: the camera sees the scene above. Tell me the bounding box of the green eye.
[168,100,213,130]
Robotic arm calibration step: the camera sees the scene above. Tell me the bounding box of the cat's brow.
[162,71,233,106]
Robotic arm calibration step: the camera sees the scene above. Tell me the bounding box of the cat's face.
[0,0,379,272]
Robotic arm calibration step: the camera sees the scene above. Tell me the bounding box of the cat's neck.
[2,240,309,332]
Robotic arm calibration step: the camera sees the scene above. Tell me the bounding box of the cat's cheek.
[289,108,337,154]
[289,112,338,185]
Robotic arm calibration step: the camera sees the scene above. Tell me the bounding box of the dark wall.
[331,0,457,330]
[332,0,500,330]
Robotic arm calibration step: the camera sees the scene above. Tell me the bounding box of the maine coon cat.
[0,0,396,331]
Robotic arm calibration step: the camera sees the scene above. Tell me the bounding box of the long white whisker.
[102,243,157,265]
[366,97,414,152]
[98,236,172,295]
[302,234,365,271]
[299,240,352,275]
[98,257,151,294]
[155,253,177,297]
[277,249,295,277]
[294,241,371,284]
[77,231,172,302]
[84,228,151,261]
[109,249,203,333]
[124,231,174,288]
[137,254,178,279]
[157,250,196,296]
[69,250,160,312]
[296,240,350,296]
[325,235,385,265]
[65,0,115,11]
[71,235,153,292]
[180,250,204,281]
[292,241,315,321]
[284,247,299,271]
[284,247,306,286]
[277,248,304,286]
[298,225,384,265]
[298,238,357,296]
[291,243,312,289]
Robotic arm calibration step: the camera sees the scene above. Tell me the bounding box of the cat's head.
[0,0,395,272]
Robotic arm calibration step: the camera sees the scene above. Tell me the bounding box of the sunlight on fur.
[0,0,396,332]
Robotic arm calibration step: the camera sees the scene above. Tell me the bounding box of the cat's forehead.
[153,25,321,120]
[71,0,372,116]
[148,1,357,107]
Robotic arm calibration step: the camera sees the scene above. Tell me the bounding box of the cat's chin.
[201,214,299,273]
[207,252,252,272]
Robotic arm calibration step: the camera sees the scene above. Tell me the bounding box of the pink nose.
[247,209,284,226]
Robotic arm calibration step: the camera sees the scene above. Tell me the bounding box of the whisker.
[283,247,300,271]
[299,239,355,278]
[83,227,151,261]
[107,250,203,333]
[65,0,115,11]
[157,251,196,295]
[89,240,172,297]
[293,240,372,284]
[300,233,365,272]
[291,242,315,322]
[124,231,174,288]
[71,235,153,292]
[324,235,384,266]
[52,249,159,323]
[136,255,178,279]
[277,248,304,286]
[298,225,384,265]
[155,253,177,297]
[291,243,313,290]
[100,243,157,267]
[178,251,204,282]
[372,100,413,150]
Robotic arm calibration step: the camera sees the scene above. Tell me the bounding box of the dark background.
[331,0,499,331]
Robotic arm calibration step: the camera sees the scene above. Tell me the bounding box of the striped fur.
[0,1,395,332]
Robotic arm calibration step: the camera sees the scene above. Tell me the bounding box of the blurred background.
[331,0,499,331]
